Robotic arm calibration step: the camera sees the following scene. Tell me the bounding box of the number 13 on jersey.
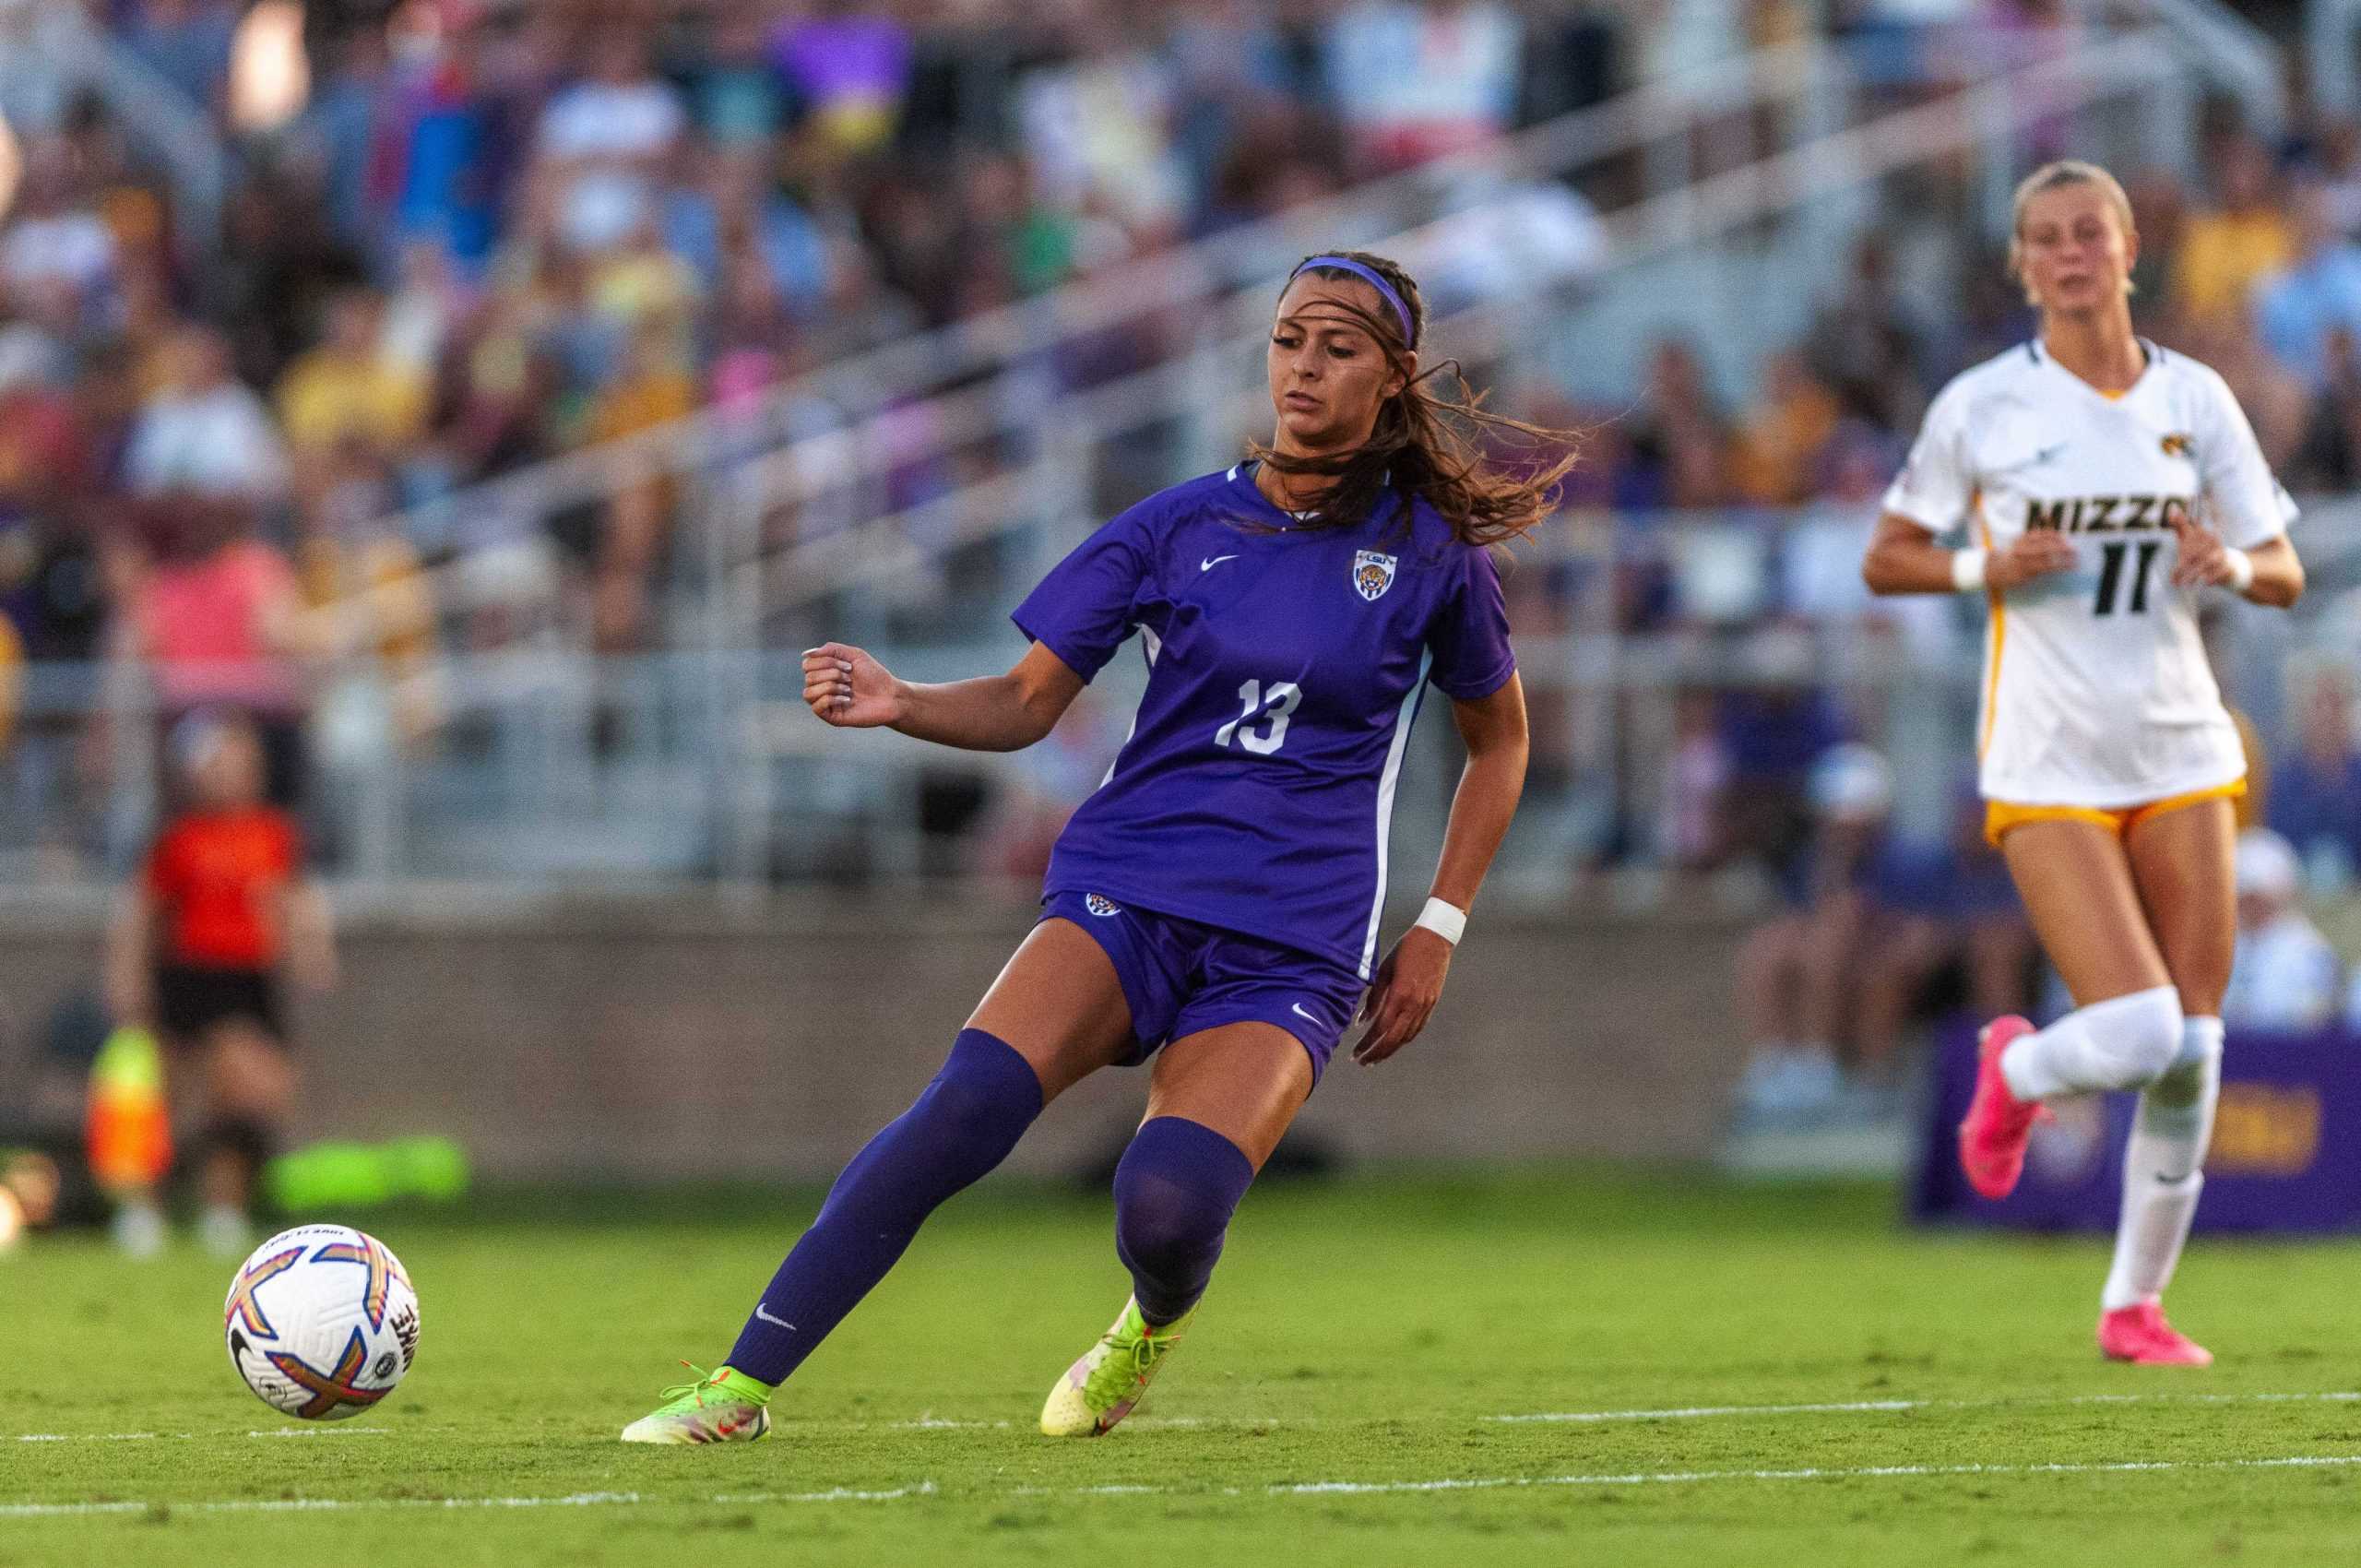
[1215,679,1302,754]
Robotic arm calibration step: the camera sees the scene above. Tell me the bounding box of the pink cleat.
[1958,1016,2042,1199]
[2099,1301,2213,1366]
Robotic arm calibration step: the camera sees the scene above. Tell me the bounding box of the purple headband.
[1289,255,1415,345]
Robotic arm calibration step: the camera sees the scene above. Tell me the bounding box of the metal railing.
[9,491,2355,913]
[0,0,227,257]
[362,23,2214,676]
[385,39,1856,577]
[2,15,2321,912]
[703,31,2196,642]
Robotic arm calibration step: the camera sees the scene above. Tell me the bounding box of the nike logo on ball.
[753,1302,796,1330]
[1201,554,1238,572]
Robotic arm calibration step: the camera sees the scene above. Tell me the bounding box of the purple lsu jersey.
[1012,463,1516,978]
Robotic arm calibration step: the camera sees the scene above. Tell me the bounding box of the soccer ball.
[223,1224,421,1420]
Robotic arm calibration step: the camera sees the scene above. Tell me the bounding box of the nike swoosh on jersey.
[1201,554,1239,572]
[1289,1003,1323,1025]
[753,1302,796,1330]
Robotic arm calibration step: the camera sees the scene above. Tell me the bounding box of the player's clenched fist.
[1986,529,2078,590]
[801,643,906,729]
[2166,513,2236,589]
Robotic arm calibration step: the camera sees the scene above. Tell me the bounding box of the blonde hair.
[2008,160,2138,301]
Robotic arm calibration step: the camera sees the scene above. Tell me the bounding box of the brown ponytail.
[1251,250,1579,548]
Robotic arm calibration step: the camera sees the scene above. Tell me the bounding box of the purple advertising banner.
[1912,1018,2361,1233]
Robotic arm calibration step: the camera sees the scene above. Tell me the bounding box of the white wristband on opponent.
[2224,547,2256,593]
[1951,549,1988,592]
[1414,897,1467,945]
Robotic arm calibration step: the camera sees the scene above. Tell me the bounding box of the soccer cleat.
[1040,1296,1194,1438]
[1958,1015,2043,1199]
[2098,1301,2213,1366]
[619,1364,774,1444]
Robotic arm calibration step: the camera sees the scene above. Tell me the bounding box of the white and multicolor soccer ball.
[223,1224,421,1420]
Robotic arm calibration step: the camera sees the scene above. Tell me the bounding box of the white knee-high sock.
[2101,1016,2223,1312]
[1999,986,2184,1102]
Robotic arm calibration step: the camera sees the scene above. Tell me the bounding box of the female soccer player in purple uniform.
[624,251,1572,1443]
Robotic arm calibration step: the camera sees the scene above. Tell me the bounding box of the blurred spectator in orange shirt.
[1730,350,1843,505]
[0,611,19,754]
[2171,133,2292,327]
[292,439,438,747]
[104,710,334,1255]
[583,321,697,652]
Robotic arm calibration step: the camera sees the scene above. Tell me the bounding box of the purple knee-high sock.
[1112,1116,1256,1326]
[726,1029,1041,1385]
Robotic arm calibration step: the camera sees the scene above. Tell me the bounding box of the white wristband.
[1414,897,1467,945]
[2224,547,2255,593]
[1950,548,1988,592]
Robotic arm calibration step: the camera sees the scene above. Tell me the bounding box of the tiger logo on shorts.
[1352,550,1396,601]
[1085,894,1121,918]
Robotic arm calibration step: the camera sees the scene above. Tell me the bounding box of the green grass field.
[6,1170,2361,1567]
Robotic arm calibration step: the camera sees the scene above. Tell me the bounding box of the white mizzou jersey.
[1883,339,2296,809]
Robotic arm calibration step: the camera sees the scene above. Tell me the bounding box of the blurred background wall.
[0,909,1749,1178]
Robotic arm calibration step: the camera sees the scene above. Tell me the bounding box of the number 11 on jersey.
[2093,539,2161,616]
[1215,679,1301,755]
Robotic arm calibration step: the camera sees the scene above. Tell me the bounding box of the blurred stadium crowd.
[1,4,2359,1011]
[0,0,2355,1168]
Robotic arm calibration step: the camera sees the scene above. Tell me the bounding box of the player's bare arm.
[2167,517,2304,605]
[1355,674,1527,1066]
[801,638,1085,750]
[1860,513,2075,595]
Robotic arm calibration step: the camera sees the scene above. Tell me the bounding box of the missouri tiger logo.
[2160,432,2194,458]
[1352,550,1397,601]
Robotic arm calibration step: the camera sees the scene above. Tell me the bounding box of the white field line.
[7,1455,2361,1519]
[0,1485,936,1519]
[785,1388,2361,1433]
[1490,1399,1925,1423]
[848,1390,2361,1431]
[13,1428,391,1443]
[14,1389,2361,1445]
[1487,1390,2361,1424]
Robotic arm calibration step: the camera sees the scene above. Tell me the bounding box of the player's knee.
[2086,985,2185,1087]
[1111,1119,1255,1315]
[1113,1179,1222,1287]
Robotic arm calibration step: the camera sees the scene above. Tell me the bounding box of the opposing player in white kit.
[1863,161,2305,1364]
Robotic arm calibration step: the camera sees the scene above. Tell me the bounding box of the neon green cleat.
[1040,1296,1195,1437]
[620,1364,773,1444]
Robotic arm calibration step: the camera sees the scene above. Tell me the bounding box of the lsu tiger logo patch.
[2160,432,2194,458]
[1352,550,1397,601]
[1085,894,1121,918]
